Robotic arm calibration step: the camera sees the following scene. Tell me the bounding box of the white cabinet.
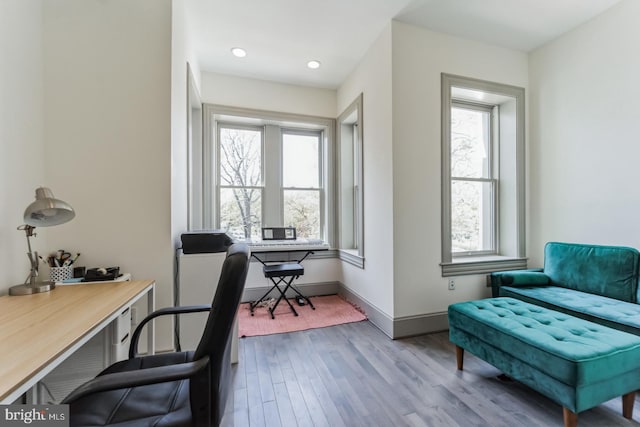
[178,251,239,363]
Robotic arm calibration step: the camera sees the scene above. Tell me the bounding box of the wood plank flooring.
[221,321,640,426]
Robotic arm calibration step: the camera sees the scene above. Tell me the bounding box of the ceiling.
[185,0,621,90]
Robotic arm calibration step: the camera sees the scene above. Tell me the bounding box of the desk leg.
[147,284,155,355]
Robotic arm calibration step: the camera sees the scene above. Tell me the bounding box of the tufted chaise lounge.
[490,242,640,336]
[449,297,640,427]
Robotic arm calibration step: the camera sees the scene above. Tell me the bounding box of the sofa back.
[544,242,640,303]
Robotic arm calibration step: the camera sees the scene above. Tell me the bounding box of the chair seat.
[263,263,304,278]
[70,352,194,427]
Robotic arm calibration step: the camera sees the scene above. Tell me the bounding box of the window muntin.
[450,103,495,255]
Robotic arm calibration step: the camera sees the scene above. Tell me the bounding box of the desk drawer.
[113,307,131,345]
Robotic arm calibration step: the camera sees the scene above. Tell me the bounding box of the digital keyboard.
[248,239,330,252]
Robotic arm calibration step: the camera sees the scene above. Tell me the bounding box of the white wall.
[391,21,529,318]
[42,0,175,351]
[201,72,336,118]
[0,0,47,295]
[529,0,640,266]
[171,0,202,250]
[337,25,395,316]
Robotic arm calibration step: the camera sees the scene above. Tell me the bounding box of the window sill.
[338,249,364,269]
[441,256,527,277]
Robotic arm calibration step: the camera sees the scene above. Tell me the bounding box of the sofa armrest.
[489,269,546,297]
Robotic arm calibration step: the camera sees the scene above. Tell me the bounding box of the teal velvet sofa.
[490,242,640,336]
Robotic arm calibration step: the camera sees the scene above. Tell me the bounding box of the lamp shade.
[23,187,75,227]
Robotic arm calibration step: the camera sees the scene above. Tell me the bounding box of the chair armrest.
[62,356,209,404]
[129,305,211,358]
[489,269,546,297]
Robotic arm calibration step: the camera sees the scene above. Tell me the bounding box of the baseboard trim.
[392,312,449,338]
[337,285,394,338]
[337,284,449,339]
[241,281,339,303]
[242,281,450,339]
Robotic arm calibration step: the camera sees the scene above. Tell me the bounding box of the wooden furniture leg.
[455,345,464,370]
[622,391,635,419]
[563,407,577,427]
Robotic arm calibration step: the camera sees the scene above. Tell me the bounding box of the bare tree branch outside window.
[219,127,262,240]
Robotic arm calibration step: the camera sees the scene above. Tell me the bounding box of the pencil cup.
[50,266,73,282]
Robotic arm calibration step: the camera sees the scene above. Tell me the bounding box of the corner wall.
[390,21,529,329]
[337,24,395,323]
[528,0,640,265]
[42,0,174,351]
[0,0,46,295]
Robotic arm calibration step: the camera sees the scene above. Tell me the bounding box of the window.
[282,130,322,239]
[441,74,526,276]
[450,102,495,255]
[202,105,335,243]
[218,125,263,240]
[337,94,364,268]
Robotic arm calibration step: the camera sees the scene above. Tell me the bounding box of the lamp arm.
[18,225,39,285]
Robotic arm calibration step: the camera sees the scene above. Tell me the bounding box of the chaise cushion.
[500,285,640,336]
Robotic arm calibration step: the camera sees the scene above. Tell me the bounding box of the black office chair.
[62,243,250,427]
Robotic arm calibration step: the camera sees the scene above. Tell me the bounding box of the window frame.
[336,93,364,268]
[281,127,325,240]
[450,100,497,257]
[441,74,527,276]
[216,123,265,240]
[202,104,336,245]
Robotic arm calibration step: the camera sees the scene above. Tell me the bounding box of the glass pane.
[283,133,319,188]
[220,187,261,240]
[284,190,320,239]
[219,127,262,186]
[451,180,493,253]
[451,107,490,178]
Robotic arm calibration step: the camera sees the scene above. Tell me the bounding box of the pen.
[65,253,81,266]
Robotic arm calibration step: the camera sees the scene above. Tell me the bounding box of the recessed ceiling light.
[307,60,321,69]
[231,47,247,58]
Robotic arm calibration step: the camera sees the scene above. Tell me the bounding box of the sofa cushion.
[500,285,640,336]
[544,242,640,302]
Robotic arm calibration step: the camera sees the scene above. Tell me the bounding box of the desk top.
[0,280,154,403]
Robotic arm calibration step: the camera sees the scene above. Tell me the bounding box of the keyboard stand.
[249,249,319,318]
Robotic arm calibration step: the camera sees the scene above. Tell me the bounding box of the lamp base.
[9,282,56,296]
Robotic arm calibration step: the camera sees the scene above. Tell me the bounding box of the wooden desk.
[0,279,155,404]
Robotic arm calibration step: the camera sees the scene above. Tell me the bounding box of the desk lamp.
[9,187,75,296]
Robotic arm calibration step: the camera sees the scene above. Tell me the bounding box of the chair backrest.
[191,243,250,426]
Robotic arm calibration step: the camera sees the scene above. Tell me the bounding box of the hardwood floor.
[222,321,640,426]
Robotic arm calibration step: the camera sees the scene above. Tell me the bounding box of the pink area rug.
[238,294,367,337]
